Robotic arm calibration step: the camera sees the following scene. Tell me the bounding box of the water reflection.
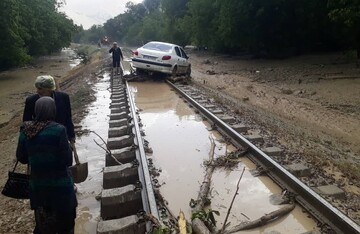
[35,48,81,69]
[74,73,111,234]
[130,81,318,233]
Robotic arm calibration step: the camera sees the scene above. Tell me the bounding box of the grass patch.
[72,44,105,64]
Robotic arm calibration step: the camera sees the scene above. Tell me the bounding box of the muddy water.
[130,81,318,233]
[0,48,80,125]
[74,73,111,233]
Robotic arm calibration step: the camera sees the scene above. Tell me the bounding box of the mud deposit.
[0,48,80,126]
[74,73,111,233]
[130,81,318,233]
[0,48,105,234]
[189,52,360,182]
[188,52,360,225]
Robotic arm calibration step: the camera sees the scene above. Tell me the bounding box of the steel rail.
[167,80,360,234]
[125,81,159,229]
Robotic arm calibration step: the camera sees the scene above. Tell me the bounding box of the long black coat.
[22,91,75,140]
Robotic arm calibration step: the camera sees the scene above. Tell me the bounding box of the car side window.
[180,48,188,59]
[175,47,181,57]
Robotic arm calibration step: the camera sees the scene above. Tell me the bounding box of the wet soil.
[189,52,360,176]
[0,48,80,126]
[187,51,360,225]
[0,48,109,233]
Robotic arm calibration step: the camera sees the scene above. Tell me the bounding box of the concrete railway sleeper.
[97,74,159,234]
[166,81,360,234]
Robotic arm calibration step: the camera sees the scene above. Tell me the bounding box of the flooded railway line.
[127,81,317,233]
[75,69,359,233]
[166,81,360,234]
[97,74,159,233]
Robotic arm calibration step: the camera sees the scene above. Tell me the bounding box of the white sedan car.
[132,41,191,77]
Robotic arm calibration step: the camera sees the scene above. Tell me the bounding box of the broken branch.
[223,203,296,234]
[91,131,122,165]
[221,167,246,232]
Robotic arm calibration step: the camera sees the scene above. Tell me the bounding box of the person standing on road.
[16,97,77,234]
[22,75,75,144]
[109,42,124,75]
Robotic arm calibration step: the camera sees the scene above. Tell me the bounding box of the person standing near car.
[109,42,124,75]
[22,75,75,144]
[17,96,77,234]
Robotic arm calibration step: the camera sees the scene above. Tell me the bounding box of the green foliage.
[102,3,147,44]
[76,0,360,58]
[0,0,76,69]
[191,209,220,227]
[328,0,360,57]
[76,25,105,44]
[144,0,161,12]
[76,50,90,65]
[0,0,31,69]
[328,0,360,27]
[151,226,171,234]
[161,0,189,18]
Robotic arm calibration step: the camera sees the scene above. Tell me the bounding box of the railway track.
[97,74,159,234]
[166,81,360,234]
[95,70,359,233]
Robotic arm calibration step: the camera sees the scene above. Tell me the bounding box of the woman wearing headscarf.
[16,97,77,234]
[22,75,75,143]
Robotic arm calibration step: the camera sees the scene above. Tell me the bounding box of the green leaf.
[191,210,206,221]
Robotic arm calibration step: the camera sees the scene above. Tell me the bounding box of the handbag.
[1,161,30,199]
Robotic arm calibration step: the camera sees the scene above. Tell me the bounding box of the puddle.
[0,48,81,125]
[130,81,318,233]
[211,158,316,233]
[36,48,80,69]
[74,73,111,234]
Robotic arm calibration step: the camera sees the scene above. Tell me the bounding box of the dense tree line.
[74,0,360,58]
[0,0,76,69]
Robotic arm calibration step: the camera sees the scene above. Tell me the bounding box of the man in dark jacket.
[17,96,77,234]
[109,42,124,75]
[22,75,75,143]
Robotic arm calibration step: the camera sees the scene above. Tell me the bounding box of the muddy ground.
[0,48,359,232]
[0,48,109,233]
[187,51,360,225]
[189,52,360,181]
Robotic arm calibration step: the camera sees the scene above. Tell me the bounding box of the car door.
[174,46,187,73]
[180,48,190,72]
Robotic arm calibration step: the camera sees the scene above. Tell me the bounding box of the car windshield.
[143,42,172,52]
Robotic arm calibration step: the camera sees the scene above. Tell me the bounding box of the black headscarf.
[23,97,57,139]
